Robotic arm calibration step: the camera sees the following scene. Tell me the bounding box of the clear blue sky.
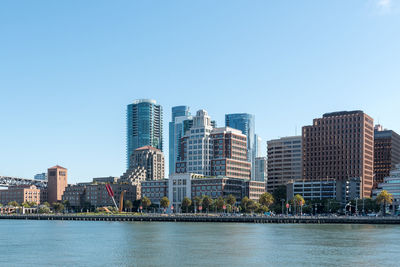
[1,1,400,183]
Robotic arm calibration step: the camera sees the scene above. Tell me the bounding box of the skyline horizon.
[1,1,399,183]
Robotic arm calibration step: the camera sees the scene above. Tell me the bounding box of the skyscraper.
[267,136,302,193]
[126,99,163,168]
[254,157,267,182]
[176,109,214,175]
[374,125,400,188]
[169,106,192,174]
[302,111,374,198]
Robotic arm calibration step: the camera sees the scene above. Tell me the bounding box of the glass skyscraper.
[169,106,192,174]
[126,99,163,168]
[225,113,256,178]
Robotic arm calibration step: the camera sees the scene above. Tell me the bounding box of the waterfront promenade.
[1,214,400,224]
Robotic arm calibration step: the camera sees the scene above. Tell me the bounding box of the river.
[0,220,398,266]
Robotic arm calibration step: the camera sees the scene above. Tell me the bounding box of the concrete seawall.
[1,214,400,224]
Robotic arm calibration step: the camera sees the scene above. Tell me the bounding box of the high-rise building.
[267,136,302,193]
[176,109,214,176]
[129,145,165,180]
[374,125,400,188]
[210,127,251,180]
[254,157,267,182]
[47,165,68,204]
[126,99,163,168]
[254,134,263,158]
[225,113,255,161]
[302,111,374,198]
[169,106,192,174]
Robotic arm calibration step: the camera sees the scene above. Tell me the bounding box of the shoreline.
[1,214,400,224]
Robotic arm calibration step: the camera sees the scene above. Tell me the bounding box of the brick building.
[302,111,374,198]
[0,185,42,205]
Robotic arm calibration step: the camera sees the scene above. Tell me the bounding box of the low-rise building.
[0,185,42,205]
[243,180,266,201]
[141,179,169,205]
[373,164,400,212]
[34,173,47,181]
[287,177,361,204]
[62,183,139,209]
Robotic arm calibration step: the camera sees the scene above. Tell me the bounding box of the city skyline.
[1,1,400,183]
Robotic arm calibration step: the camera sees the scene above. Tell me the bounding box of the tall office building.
[169,106,192,174]
[254,134,263,158]
[210,127,251,179]
[302,111,374,198]
[254,157,267,182]
[130,146,165,180]
[267,136,302,193]
[176,109,214,176]
[225,113,256,179]
[47,165,68,204]
[374,125,400,188]
[126,99,163,168]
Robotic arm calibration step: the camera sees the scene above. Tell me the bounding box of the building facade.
[267,136,302,193]
[62,183,139,209]
[47,165,68,204]
[373,164,400,212]
[141,179,169,205]
[374,125,400,188]
[0,185,42,205]
[176,110,214,175]
[34,173,47,181]
[210,127,251,180]
[129,146,165,180]
[302,111,374,198]
[126,99,163,168]
[169,106,192,174]
[254,157,267,182]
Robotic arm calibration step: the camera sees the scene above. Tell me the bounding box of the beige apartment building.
[130,146,165,180]
[302,111,374,198]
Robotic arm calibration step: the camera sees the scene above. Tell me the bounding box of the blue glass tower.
[169,106,191,174]
[126,99,163,168]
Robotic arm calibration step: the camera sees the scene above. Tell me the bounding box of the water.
[0,220,399,267]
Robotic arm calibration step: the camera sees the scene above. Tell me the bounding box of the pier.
[1,214,400,224]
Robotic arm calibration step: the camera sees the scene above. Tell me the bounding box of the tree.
[376,190,393,216]
[272,185,286,203]
[216,197,225,212]
[247,199,259,213]
[241,197,250,212]
[202,195,213,212]
[192,196,202,212]
[124,200,133,212]
[292,194,305,215]
[259,192,274,208]
[160,197,170,210]
[38,206,50,214]
[8,201,19,207]
[141,196,151,211]
[43,202,51,208]
[181,197,191,213]
[52,202,65,213]
[22,202,31,208]
[226,194,236,206]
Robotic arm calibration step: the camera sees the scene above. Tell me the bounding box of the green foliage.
[272,186,286,203]
[246,199,259,213]
[216,197,225,212]
[141,196,151,210]
[181,197,191,213]
[38,206,50,214]
[160,197,170,209]
[202,195,212,212]
[257,205,269,213]
[241,197,249,212]
[52,202,65,213]
[376,190,393,205]
[124,200,133,211]
[7,201,19,207]
[225,194,236,206]
[259,192,274,207]
[43,202,51,208]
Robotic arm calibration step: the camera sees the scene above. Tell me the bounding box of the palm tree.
[259,192,274,208]
[376,190,393,216]
[292,194,305,215]
[202,195,212,213]
[181,197,191,213]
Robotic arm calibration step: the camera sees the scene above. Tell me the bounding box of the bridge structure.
[0,176,47,188]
